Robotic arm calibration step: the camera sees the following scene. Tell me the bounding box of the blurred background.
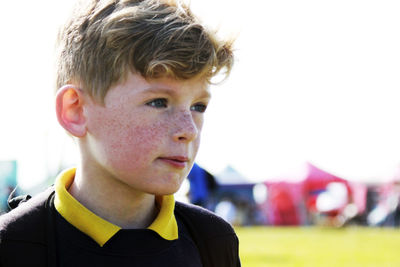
[1,0,400,230]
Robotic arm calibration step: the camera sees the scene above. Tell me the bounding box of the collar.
[53,168,178,247]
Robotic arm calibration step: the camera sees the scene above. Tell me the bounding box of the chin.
[151,185,181,196]
[150,179,183,196]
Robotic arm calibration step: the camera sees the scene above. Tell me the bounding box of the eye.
[146,98,168,108]
[190,103,208,113]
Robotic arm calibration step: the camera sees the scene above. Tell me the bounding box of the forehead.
[143,76,211,97]
[107,72,211,100]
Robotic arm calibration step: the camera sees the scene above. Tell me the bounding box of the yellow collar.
[53,168,178,247]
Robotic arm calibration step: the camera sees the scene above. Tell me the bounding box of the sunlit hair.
[56,0,234,103]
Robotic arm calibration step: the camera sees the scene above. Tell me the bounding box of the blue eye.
[146,98,168,108]
[191,103,208,113]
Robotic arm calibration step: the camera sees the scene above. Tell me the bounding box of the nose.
[172,111,199,143]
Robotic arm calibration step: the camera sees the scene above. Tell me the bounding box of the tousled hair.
[56,0,234,102]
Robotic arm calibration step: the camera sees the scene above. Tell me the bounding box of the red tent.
[302,162,352,216]
[260,162,355,226]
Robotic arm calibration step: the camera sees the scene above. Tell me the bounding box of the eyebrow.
[141,87,211,99]
[200,89,212,99]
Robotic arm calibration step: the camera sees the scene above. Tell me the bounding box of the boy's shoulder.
[0,187,54,244]
[175,201,236,237]
[0,192,239,266]
[174,201,240,267]
[0,187,57,266]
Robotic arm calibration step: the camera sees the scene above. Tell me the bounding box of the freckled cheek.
[104,120,168,169]
[192,118,203,154]
[195,116,204,137]
[195,117,204,133]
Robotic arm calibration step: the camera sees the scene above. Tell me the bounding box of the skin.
[56,72,210,228]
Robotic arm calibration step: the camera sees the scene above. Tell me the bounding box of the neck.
[68,165,158,229]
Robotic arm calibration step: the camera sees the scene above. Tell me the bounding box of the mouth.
[158,156,189,169]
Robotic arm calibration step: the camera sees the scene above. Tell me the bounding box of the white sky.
[1,0,400,189]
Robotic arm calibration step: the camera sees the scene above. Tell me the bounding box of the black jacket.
[0,187,240,267]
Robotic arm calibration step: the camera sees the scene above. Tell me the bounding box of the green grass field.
[235,226,400,267]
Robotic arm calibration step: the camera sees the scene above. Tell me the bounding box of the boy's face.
[82,72,210,195]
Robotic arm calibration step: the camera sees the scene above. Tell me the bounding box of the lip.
[158,156,189,169]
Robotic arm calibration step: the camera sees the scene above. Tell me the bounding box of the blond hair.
[56,0,234,102]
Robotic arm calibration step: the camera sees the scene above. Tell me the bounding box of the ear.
[56,85,87,137]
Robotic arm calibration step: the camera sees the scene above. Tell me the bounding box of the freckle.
[130,122,164,146]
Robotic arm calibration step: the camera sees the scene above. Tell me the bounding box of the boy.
[0,0,240,266]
